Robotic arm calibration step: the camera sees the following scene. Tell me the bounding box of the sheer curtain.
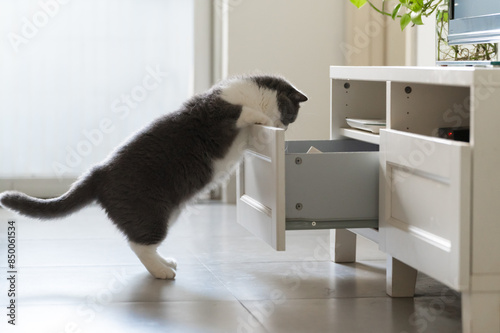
[0,1,194,184]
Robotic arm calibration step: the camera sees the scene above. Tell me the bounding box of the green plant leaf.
[400,13,411,30]
[350,0,367,9]
[392,3,402,20]
[400,0,415,9]
[411,11,423,25]
[443,11,449,22]
[436,10,442,21]
[409,1,422,11]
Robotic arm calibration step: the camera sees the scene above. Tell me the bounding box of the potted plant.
[349,0,497,62]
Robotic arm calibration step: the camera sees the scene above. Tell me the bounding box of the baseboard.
[0,178,77,198]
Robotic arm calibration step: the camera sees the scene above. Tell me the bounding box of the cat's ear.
[290,90,308,103]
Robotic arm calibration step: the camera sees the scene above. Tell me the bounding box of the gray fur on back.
[0,74,307,245]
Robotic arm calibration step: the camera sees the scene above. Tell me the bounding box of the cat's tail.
[0,168,101,219]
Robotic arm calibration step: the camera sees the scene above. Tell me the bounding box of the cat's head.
[250,75,308,129]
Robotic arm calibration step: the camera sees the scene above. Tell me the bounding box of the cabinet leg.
[332,229,356,263]
[462,291,500,333]
[386,255,417,297]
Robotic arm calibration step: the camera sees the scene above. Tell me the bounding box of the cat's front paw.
[237,107,274,128]
[150,265,176,280]
[160,257,177,270]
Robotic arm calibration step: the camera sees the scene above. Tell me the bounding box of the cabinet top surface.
[330,66,500,87]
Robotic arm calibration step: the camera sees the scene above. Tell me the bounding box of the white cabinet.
[237,66,500,333]
[334,66,500,333]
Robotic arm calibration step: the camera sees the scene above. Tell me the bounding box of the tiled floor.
[0,203,462,332]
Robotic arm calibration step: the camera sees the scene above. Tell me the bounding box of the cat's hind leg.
[101,187,184,279]
[129,242,177,279]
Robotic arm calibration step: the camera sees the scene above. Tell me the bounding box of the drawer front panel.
[243,151,275,210]
[380,129,471,289]
[391,167,454,242]
[237,126,286,251]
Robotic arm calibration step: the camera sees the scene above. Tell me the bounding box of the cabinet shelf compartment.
[331,79,386,143]
[389,82,470,139]
[237,125,379,251]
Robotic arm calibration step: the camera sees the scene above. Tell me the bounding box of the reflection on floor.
[0,203,461,333]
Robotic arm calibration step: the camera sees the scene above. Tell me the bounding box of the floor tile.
[206,260,388,301]
[9,238,197,267]
[2,301,269,333]
[241,297,462,333]
[188,231,333,265]
[2,263,236,306]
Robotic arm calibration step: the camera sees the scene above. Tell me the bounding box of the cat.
[0,74,307,279]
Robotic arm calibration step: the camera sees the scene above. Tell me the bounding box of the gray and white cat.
[0,74,307,279]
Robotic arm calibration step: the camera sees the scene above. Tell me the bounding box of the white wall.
[343,0,436,67]
[224,0,346,141]
[216,0,345,202]
[415,13,437,66]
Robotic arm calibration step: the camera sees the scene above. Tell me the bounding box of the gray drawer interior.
[284,139,379,230]
[285,139,379,154]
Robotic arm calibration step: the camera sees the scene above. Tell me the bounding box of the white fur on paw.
[237,107,274,128]
[159,257,177,270]
[149,264,176,280]
[128,242,177,280]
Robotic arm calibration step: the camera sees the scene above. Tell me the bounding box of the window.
[0,0,196,180]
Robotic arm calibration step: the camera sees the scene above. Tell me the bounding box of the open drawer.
[236,125,379,251]
[379,129,471,289]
